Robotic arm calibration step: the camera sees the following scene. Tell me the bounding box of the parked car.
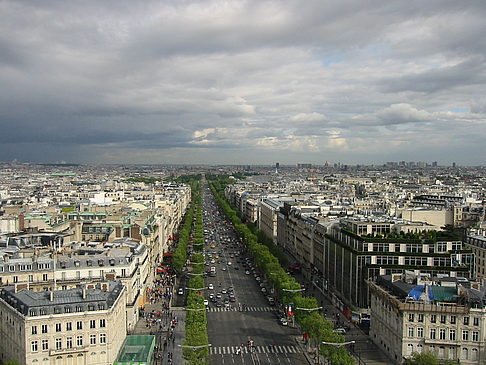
[279,317,288,326]
[178,288,184,295]
[335,327,347,334]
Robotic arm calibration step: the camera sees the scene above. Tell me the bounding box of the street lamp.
[282,288,305,293]
[318,341,356,365]
[321,340,355,347]
[178,344,212,350]
[296,307,322,311]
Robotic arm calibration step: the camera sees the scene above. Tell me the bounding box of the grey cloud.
[0,0,485,164]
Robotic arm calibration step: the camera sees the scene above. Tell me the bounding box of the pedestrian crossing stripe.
[209,345,301,355]
[207,306,275,313]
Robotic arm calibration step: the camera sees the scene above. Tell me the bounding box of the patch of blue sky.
[448,107,468,113]
[320,54,343,66]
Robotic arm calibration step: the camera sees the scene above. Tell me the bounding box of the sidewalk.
[291,270,391,365]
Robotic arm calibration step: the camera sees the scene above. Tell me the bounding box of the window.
[28,275,34,282]
[66,322,72,331]
[90,320,96,329]
[472,331,479,341]
[449,329,456,341]
[77,321,83,330]
[472,348,479,361]
[450,316,456,324]
[31,341,38,352]
[43,274,48,281]
[100,319,106,328]
[55,338,62,350]
[417,327,424,337]
[56,323,61,332]
[41,324,48,334]
[418,314,424,322]
[42,339,48,351]
[408,327,414,337]
[430,329,436,339]
[440,315,446,324]
[437,242,447,252]
[90,334,96,345]
[473,317,480,326]
[66,337,73,349]
[100,334,106,344]
[407,344,414,355]
[464,317,469,325]
[76,336,83,347]
[439,329,446,340]
[430,314,436,323]
[31,326,37,335]
[462,330,469,341]
[408,313,414,322]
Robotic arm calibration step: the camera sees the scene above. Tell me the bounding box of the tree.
[404,352,439,365]
[3,360,21,365]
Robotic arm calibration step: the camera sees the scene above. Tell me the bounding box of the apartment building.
[259,198,283,244]
[322,219,473,309]
[466,235,486,279]
[368,274,485,364]
[0,280,126,365]
[0,239,150,332]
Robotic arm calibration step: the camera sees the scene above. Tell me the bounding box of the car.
[208,283,214,290]
[216,302,222,307]
[261,287,267,293]
[204,299,209,306]
[178,288,184,295]
[209,293,215,299]
[229,296,236,302]
[216,293,222,299]
[279,318,288,326]
[221,267,227,271]
[234,266,239,270]
[245,270,250,275]
[221,289,227,294]
[335,327,347,335]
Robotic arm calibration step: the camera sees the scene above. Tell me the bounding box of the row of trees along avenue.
[207,175,355,365]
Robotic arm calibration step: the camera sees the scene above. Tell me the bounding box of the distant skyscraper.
[275,162,279,174]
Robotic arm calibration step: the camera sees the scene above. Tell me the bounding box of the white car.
[208,283,214,290]
[178,288,184,295]
[279,318,288,326]
[204,299,209,306]
[227,261,232,266]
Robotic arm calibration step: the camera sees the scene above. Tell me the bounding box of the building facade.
[0,281,126,365]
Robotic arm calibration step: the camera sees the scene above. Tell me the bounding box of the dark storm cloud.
[0,0,485,164]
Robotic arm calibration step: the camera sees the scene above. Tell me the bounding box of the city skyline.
[1,0,485,165]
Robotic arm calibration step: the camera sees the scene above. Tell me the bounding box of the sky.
[1,0,485,166]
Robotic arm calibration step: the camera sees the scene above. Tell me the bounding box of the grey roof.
[0,280,124,316]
